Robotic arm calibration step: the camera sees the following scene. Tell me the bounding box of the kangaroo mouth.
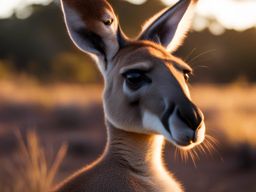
[161,106,206,149]
[142,109,205,149]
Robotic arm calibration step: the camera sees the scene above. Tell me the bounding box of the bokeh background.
[0,0,255,191]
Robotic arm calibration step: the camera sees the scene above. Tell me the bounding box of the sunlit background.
[0,1,256,192]
[1,0,256,34]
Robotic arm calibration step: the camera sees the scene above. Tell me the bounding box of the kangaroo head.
[60,0,205,150]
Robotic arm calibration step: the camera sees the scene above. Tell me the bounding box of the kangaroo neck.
[103,121,167,176]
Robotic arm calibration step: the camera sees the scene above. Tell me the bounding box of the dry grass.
[0,81,256,191]
[191,84,256,146]
[0,131,67,192]
[0,80,102,107]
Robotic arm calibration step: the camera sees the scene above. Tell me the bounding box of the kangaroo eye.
[183,71,191,82]
[184,73,190,81]
[103,18,114,26]
[122,70,152,91]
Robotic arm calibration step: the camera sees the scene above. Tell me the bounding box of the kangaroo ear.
[60,0,126,72]
[138,0,197,52]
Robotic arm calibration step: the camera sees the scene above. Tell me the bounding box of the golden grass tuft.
[0,131,67,192]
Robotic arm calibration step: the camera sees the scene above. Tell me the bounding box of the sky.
[0,0,256,34]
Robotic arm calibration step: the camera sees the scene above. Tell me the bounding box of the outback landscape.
[0,80,255,192]
[1,0,256,191]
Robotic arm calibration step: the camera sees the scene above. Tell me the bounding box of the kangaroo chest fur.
[54,127,183,192]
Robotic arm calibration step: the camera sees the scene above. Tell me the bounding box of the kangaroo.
[54,0,204,191]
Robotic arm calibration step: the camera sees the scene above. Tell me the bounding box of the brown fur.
[53,123,182,192]
[64,0,114,24]
[53,42,189,192]
[54,1,204,191]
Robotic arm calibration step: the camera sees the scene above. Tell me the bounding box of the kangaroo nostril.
[177,108,193,128]
[177,104,203,131]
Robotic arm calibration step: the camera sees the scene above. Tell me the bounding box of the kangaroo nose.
[177,102,203,131]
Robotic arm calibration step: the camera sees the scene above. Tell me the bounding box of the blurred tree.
[51,53,100,83]
[176,28,256,83]
[0,1,255,83]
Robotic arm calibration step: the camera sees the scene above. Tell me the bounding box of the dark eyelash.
[183,69,193,75]
[121,69,147,77]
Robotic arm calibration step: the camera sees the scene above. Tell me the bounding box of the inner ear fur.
[139,0,197,52]
[60,0,127,72]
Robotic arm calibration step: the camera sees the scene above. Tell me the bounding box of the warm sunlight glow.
[195,0,256,33]
[0,0,52,19]
[124,0,147,5]
[1,0,256,33]
[160,0,178,5]
[127,0,256,33]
